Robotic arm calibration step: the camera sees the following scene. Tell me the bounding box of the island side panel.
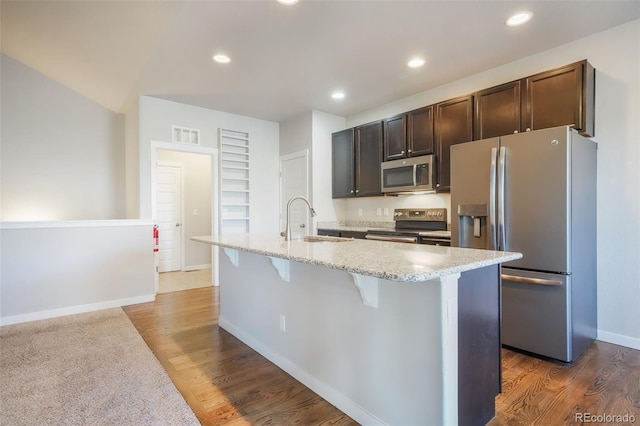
[457,264,501,426]
[218,250,455,426]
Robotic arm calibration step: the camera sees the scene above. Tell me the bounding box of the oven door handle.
[365,235,418,243]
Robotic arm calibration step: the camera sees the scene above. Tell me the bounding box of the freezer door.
[501,268,571,362]
[451,138,499,249]
[499,127,570,273]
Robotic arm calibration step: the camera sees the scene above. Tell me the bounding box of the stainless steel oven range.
[365,208,451,246]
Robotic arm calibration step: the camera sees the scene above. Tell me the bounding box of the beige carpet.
[0,308,199,425]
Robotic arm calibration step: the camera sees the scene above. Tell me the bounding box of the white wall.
[124,98,140,219]
[311,111,345,224]
[0,221,155,325]
[0,54,126,221]
[139,96,280,233]
[279,110,345,225]
[341,20,640,349]
[157,150,212,269]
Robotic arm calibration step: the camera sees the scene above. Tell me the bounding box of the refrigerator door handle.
[497,146,507,251]
[489,148,498,250]
[501,274,562,287]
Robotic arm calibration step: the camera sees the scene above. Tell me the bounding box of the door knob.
[299,224,306,228]
[176,223,181,227]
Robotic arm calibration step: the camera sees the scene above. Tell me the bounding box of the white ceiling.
[2,1,639,123]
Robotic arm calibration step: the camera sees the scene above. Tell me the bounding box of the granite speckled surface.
[192,234,522,282]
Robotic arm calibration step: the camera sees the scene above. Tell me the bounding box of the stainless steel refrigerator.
[451,126,597,362]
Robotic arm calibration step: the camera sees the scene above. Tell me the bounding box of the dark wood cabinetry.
[475,80,522,140]
[383,115,407,161]
[331,128,355,198]
[383,106,434,161]
[332,122,383,198]
[355,121,384,197]
[318,229,367,239]
[435,95,474,192]
[332,60,594,196]
[408,105,435,157]
[523,60,594,137]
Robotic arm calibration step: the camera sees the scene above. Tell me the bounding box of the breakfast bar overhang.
[193,234,522,426]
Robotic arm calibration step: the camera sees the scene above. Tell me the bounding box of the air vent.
[172,125,200,145]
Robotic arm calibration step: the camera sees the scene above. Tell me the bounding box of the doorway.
[280,150,310,239]
[151,141,219,293]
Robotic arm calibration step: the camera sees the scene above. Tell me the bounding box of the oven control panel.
[393,208,447,222]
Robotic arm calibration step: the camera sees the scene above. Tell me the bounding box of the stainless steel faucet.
[280,196,317,241]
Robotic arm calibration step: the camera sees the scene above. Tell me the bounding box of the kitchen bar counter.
[194,233,522,426]
[192,233,520,282]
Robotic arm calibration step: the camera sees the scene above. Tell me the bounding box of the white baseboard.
[184,264,212,271]
[597,330,640,351]
[219,317,386,426]
[0,294,156,326]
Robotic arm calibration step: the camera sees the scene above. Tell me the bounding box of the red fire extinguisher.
[153,225,159,252]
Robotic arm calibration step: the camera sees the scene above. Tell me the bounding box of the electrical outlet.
[358,208,363,217]
[376,208,382,216]
[384,208,389,216]
[279,314,286,332]
[193,209,198,216]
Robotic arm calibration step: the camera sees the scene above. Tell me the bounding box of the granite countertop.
[192,234,522,282]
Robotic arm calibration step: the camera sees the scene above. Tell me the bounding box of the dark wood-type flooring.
[124,287,640,426]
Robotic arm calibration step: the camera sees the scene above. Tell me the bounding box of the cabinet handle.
[350,190,354,194]
[355,189,360,193]
[408,149,412,153]
[526,128,531,132]
[514,130,519,134]
[400,150,405,154]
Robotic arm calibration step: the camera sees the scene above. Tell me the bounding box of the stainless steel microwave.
[381,155,436,194]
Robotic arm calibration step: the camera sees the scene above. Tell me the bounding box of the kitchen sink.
[302,235,354,243]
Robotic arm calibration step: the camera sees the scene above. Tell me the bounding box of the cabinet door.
[435,95,474,192]
[331,128,355,198]
[355,121,383,197]
[475,80,522,140]
[522,60,594,136]
[384,115,407,161]
[408,105,434,156]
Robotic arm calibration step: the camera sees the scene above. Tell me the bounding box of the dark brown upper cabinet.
[435,95,474,192]
[522,60,595,137]
[384,106,434,161]
[407,105,435,157]
[475,80,522,140]
[332,122,383,199]
[384,114,407,161]
[331,128,355,198]
[355,121,384,197]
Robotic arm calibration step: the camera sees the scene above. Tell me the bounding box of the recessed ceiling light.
[213,54,231,64]
[277,0,299,5]
[407,58,426,68]
[331,91,345,100]
[506,11,533,27]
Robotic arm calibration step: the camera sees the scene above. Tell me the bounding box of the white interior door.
[156,163,183,272]
[280,151,310,240]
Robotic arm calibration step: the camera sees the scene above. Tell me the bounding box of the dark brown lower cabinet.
[458,264,502,426]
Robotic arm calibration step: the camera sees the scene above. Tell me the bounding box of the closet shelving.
[219,129,250,234]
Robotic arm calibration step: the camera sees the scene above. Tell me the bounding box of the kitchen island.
[193,234,522,426]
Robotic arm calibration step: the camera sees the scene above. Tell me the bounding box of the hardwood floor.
[125,287,640,426]
[123,287,356,426]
